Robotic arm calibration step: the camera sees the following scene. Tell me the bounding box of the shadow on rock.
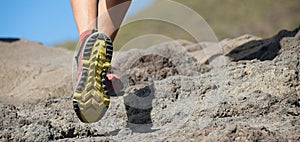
[124,84,159,133]
[0,38,20,43]
[104,129,121,137]
[227,26,300,61]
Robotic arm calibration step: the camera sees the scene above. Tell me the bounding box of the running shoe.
[72,30,114,123]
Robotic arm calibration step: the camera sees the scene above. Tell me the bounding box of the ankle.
[79,29,93,44]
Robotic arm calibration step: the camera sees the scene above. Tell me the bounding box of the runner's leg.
[98,0,131,41]
[70,0,98,35]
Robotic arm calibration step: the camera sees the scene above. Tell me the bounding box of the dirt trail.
[0,26,299,141]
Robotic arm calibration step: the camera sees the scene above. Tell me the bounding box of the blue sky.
[0,0,154,46]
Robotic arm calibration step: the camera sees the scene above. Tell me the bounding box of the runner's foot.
[72,29,115,123]
[105,74,124,96]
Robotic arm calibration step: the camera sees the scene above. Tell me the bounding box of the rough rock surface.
[0,39,73,104]
[0,26,299,141]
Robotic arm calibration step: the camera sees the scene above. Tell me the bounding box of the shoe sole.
[73,32,113,123]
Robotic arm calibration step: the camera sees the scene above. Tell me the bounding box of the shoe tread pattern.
[73,32,113,123]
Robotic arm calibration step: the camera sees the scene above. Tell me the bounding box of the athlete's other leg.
[98,0,131,41]
[98,0,131,88]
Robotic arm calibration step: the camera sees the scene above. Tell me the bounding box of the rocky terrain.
[0,26,299,141]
